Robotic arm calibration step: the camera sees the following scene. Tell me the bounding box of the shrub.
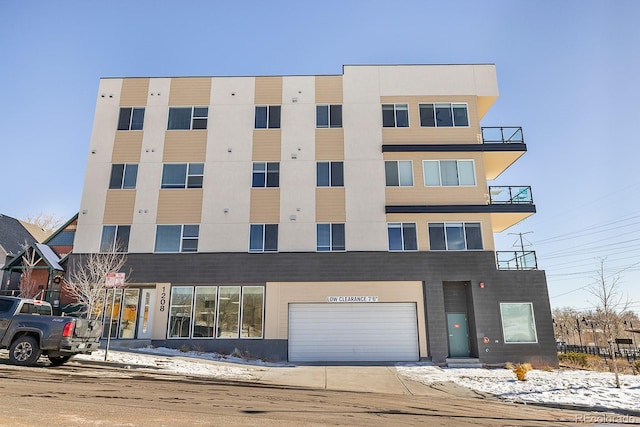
[507,362,533,381]
[558,352,588,367]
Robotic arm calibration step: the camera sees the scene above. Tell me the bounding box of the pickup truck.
[0,296,102,366]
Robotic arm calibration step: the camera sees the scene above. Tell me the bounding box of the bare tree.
[23,212,65,233]
[64,250,130,320]
[587,258,630,388]
[19,246,41,299]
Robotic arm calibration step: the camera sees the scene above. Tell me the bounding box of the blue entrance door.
[447,313,470,357]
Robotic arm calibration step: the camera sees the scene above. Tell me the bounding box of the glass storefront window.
[500,302,538,343]
[193,287,217,338]
[216,286,240,338]
[168,286,194,338]
[241,286,264,338]
[118,289,140,339]
[102,288,123,338]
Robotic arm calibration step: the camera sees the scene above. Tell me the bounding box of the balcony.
[496,251,538,270]
[489,186,533,205]
[481,127,524,144]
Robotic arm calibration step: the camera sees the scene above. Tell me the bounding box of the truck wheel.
[48,355,73,366]
[9,336,42,366]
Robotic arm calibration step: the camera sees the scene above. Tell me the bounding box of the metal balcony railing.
[481,127,524,144]
[496,251,538,270]
[489,186,533,204]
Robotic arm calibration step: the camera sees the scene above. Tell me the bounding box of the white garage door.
[288,303,419,362]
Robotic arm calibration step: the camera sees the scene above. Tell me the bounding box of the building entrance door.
[137,289,155,339]
[447,313,470,357]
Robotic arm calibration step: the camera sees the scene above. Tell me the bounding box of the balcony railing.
[489,186,533,204]
[496,251,538,270]
[481,127,524,144]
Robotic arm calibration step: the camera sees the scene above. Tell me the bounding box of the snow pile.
[76,348,264,380]
[396,365,640,413]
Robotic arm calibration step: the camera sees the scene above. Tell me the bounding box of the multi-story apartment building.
[74,64,557,366]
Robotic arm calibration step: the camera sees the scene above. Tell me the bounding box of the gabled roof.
[35,243,64,271]
[42,213,78,245]
[0,214,37,257]
[19,220,51,243]
[2,242,65,272]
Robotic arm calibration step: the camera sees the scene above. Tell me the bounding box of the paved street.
[0,355,619,426]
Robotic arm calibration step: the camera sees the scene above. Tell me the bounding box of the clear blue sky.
[1,1,639,314]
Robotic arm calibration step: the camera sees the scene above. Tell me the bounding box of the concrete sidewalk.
[253,364,468,396]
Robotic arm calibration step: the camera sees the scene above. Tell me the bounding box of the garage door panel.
[288,303,419,362]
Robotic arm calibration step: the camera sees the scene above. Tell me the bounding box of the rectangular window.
[255,105,281,129]
[419,103,469,127]
[316,223,345,252]
[193,286,217,338]
[428,222,483,251]
[167,106,208,130]
[385,161,413,186]
[109,164,138,189]
[387,223,418,251]
[316,104,343,128]
[100,225,131,253]
[161,163,204,189]
[154,224,199,252]
[217,286,240,338]
[382,104,409,128]
[117,107,145,130]
[240,286,264,338]
[316,161,344,187]
[423,160,475,186]
[166,285,265,340]
[249,224,278,252]
[168,286,194,338]
[500,303,538,343]
[252,162,279,188]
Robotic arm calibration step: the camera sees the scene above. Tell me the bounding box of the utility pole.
[509,231,533,253]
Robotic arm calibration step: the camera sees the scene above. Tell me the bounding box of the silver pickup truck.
[0,296,102,366]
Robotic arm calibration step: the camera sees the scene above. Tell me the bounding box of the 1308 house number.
[159,286,167,312]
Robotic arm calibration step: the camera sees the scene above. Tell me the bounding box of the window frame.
[428,222,483,251]
[500,302,538,344]
[99,225,131,253]
[423,160,476,187]
[385,160,414,187]
[316,223,346,252]
[252,162,280,188]
[387,222,418,251]
[166,285,265,340]
[254,105,281,129]
[161,163,204,189]
[109,164,138,189]
[249,224,279,253]
[154,224,200,253]
[419,103,469,128]
[316,104,343,128]
[316,161,344,187]
[117,107,145,131]
[382,103,409,128]
[167,106,209,130]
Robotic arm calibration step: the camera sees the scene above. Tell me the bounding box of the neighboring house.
[72,64,556,366]
[2,215,78,312]
[0,214,42,289]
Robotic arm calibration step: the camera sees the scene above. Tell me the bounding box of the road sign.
[105,272,126,288]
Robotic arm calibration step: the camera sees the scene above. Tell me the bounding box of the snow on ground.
[75,347,640,413]
[397,365,640,413]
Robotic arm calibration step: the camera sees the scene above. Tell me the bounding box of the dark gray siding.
[70,251,557,366]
